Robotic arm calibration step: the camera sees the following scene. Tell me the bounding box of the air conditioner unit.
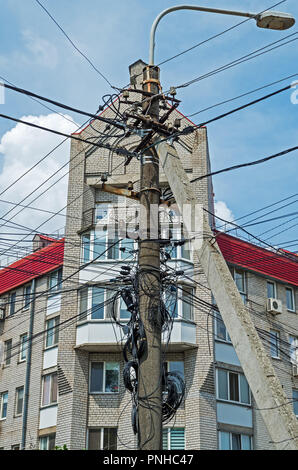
[0,309,5,320]
[292,364,298,377]
[267,298,282,315]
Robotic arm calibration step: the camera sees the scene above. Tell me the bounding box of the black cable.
[0,82,128,129]
[176,33,297,89]
[190,144,298,183]
[0,112,135,157]
[185,73,298,118]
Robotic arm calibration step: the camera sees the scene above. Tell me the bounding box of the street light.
[149,5,295,64]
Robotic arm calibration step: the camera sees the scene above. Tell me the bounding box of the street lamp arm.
[149,4,255,65]
[149,4,295,65]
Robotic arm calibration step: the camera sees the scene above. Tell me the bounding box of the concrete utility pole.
[156,139,298,450]
[137,65,162,450]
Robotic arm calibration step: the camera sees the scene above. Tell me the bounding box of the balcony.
[75,319,197,353]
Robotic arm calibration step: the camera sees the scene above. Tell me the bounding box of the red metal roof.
[0,238,64,295]
[216,232,298,287]
[0,232,297,295]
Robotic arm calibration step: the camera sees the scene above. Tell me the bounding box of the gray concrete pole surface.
[137,65,162,450]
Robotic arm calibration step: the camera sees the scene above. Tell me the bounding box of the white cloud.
[214,200,234,231]
[21,30,59,69]
[0,113,78,253]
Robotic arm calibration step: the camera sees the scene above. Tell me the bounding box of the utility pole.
[137,64,162,450]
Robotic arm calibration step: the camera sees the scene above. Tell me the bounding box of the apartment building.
[0,60,297,450]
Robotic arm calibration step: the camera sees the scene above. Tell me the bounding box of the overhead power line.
[190,145,298,183]
[185,73,298,118]
[35,0,117,90]
[0,82,126,128]
[176,33,297,89]
[0,112,135,158]
[218,192,298,228]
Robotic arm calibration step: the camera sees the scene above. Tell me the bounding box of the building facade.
[0,61,297,450]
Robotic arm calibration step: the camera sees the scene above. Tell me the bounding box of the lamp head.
[256,11,295,30]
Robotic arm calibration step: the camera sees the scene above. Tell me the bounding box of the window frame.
[218,431,252,450]
[15,387,24,417]
[267,280,277,299]
[4,339,12,366]
[45,316,60,349]
[23,284,32,310]
[78,286,130,322]
[216,369,251,406]
[89,361,120,394]
[269,329,280,359]
[19,333,28,362]
[165,284,194,322]
[87,427,117,450]
[289,335,298,365]
[286,287,295,312]
[39,433,56,450]
[48,269,62,296]
[81,228,136,264]
[9,292,16,315]
[0,391,8,420]
[41,372,58,407]
[214,311,231,343]
[230,267,247,303]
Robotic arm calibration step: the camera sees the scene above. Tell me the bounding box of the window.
[79,287,124,322]
[39,434,56,450]
[162,428,185,450]
[48,269,62,294]
[19,334,28,361]
[230,267,247,303]
[289,336,298,365]
[286,288,295,312]
[163,361,184,379]
[181,286,193,320]
[269,330,280,358]
[45,317,59,348]
[4,339,12,366]
[9,292,16,315]
[88,428,117,450]
[89,362,119,394]
[0,392,8,419]
[216,369,250,405]
[82,233,91,264]
[23,285,31,310]
[219,431,252,450]
[91,287,105,319]
[41,373,58,406]
[163,361,184,393]
[15,387,24,416]
[166,285,193,321]
[79,287,88,322]
[214,311,231,343]
[81,227,135,264]
[293,390,298,417]
[163,226,192,262]
[267,281,276,299]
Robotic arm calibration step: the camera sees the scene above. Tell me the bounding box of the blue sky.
[0,0,297,258]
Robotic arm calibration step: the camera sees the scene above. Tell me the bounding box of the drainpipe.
[21,278,36,450]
